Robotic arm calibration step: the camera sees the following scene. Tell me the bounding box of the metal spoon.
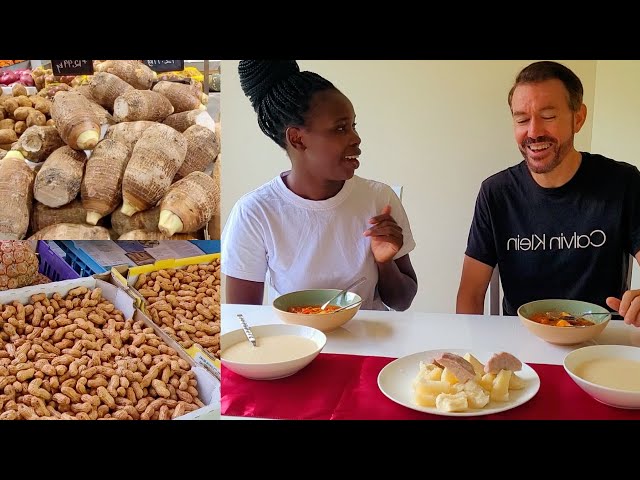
[320,276,367,311]
[237,314,257,347]
[333,300,363,313]
[546,311,618,320]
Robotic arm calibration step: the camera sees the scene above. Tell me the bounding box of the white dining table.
[220,304,640,420]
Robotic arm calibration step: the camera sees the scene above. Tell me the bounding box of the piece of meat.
[427,356,444,369]
[435,352,476,382]
[484,352,522,374]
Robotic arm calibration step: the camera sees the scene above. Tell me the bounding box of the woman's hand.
[364,205,403,264]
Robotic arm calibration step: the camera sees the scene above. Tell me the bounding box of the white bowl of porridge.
[563,345,640,409]
[220,324,327,380]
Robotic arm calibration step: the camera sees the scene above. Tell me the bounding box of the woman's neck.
[283,170,345,200]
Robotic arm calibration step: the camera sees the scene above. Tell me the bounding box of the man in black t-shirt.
[456,61,640,327]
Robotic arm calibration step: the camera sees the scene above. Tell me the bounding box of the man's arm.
[456,255,495,314]
[225,276,265,305]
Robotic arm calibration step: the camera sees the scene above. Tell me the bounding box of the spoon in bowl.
[320,276,367,311]
[333,300,363,313]
[237,314,257,347]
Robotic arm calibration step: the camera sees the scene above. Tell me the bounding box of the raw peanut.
[17,368,35,382]
[187,385,198,398]
[135,398,151,414]
[161,366,172,384]
[115,397,132,407]
[87,313,106,325]
[108,375,120,395]
[46,406,62,419]
[27,327,42,341]
[176,390,193,403]
[158,405,170,420]
[113,409,131,420]
[88,376,108,389]
[152,379,170,398]
[41,342,60,355]
[53,392,71,406]
[68,287,88,297]
[97,405,110,418]
[126,386,137,404]
[60,386,81,403]
[27,378,51,400]
[30,293,46,303]
[97,386,116,409]
[141,353,152,366]
[123,405,139,420]
[132,382,144,400]
[68,310,87,320]
[76,377,88,394]
[3,384,14,396]
[196,303,214,320]
[71,402,93,414]
[0,410,19,420]
[81,394,100,407]
[82,366,98,379]
[62,378,76,388]
[18,404,38,419]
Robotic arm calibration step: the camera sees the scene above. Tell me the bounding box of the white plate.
[377,349,541,417]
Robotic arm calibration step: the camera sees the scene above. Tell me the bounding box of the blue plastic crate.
[37,241,81,282]
[52,241,108,277]
[190,240,220,254]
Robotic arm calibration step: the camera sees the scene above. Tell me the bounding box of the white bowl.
[564,345,640,409]
[220,324,326,380]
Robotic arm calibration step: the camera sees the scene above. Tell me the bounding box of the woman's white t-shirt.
[221,173,416,310]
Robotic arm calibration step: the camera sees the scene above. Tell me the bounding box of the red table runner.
[221,352,640,420]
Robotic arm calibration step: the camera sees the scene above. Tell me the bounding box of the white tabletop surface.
[221,304,640,419]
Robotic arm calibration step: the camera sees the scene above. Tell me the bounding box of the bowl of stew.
[272,289,363,332]
[517,299,611,345]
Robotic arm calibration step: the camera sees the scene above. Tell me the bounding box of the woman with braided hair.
[221,60,418,311]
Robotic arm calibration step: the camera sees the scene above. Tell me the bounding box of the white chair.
[487,255,634,315]
[391,185,403,202]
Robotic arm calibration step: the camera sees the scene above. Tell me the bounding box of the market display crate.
[189,240,220,254]
[36,240,80,282]
[0,276,220,420]
[52,240,108,277]
[110,253,221,374]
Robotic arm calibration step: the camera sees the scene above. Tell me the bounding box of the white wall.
[220,60,599,312]
[591,60,640,289]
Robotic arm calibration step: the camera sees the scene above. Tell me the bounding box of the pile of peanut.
[0,286,205,420]
[135,259,220,358]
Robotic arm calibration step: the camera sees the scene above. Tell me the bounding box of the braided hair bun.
[237,60,335,148]
[239,60,300,110]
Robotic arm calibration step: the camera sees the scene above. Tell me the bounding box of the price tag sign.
[143,60,184,72]
[51,60,94,76]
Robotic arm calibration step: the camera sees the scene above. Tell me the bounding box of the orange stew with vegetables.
[528,311,595,327]
[288,305,341,314]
